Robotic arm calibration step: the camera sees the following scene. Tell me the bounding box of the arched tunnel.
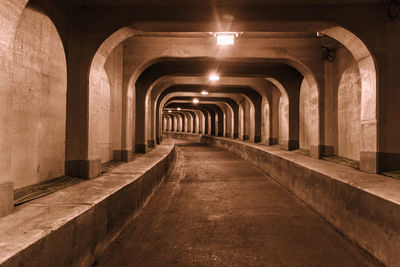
[0,1,399,266]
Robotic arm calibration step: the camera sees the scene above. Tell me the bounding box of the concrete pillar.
[270,88,280,145]
[0,182,13,217]
[65,6,102,179]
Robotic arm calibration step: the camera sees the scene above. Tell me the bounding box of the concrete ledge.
[0,143,176,267]
[197,135,400,266]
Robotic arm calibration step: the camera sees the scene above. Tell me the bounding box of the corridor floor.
[95,143,381,267]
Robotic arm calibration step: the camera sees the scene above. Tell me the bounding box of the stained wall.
[333,47,362,161]
[11,7,67,189]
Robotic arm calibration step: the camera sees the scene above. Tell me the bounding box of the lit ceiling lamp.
[209,73,220,81]
[177,107,181,111]
[193,98,199,104]
[201,90,209,95]
[168,110,172,113]
[215,32,238,45]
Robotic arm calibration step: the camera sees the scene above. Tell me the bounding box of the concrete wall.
[271,87,281,144]
[11,7,67,189]
[243,99,250,140]
[299,78,319,150]
[104,45,123,162]
[333,47,362,161]
[278,96,289,145]
[91,45,123,164]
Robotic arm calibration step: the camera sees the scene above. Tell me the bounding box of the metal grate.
[14,176,83,206]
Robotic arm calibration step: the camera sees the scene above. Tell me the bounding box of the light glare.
[209,74,220,81]
[217,33,235,45]
[193,98,199,104]
[177,107,181,111]
[201,90,209,95]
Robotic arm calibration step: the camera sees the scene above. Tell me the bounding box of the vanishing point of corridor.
[96,142,380,267]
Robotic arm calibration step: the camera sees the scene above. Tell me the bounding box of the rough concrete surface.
[0,143,175,267]
[200,135,400,267]
[11,7,67,189]
[95,143,381,267]
[0,182,13,217]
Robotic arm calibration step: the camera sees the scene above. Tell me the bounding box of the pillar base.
[156,137,161,144]
[254,136,261,143]
[233,133,239,139]
[242,135,249,141]
[225,133,231,138]
[0,182,13,218]
[360,151,400,173]
[148,139,156,148]
[309,145,334,158]
[66,159,101,179]
[282,140,299,151]
[198,131,202,134]
[268,137,279,145]
[113,150,133,162]
[135,144,148,153]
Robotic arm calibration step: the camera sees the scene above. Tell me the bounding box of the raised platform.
[164,132,400,267]
[0,143,176,267]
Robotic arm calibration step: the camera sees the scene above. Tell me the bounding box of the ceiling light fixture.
[168,110,172,113]
[193,98,199,104]
[201,90,209,95]
[177,107,181,111]
[214,32,238,45]
[209,74,220,81]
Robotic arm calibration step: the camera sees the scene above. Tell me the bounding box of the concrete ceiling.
[79,0,378,6]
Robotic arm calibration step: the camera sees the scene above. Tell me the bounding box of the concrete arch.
[133,58,303,152]
[161,94,239,138]
[168,112,182,132]
[167,101,227,137]
[265,77,299,151]
[166,103,224,137]
[87,24,368,163]
[167,98,235,139]
[173,108,205,135]
[162,114,173,131]
[80,19,377,176]
[158,88,254,141]
[319,26,378,172]
[163,113,176,131]
[172,111,190,133]
[150,76,272,143]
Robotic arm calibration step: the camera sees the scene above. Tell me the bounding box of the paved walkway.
[95,144,381,267]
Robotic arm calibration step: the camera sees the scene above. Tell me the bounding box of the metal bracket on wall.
[321,46,336,62]
[383,0,400,20]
